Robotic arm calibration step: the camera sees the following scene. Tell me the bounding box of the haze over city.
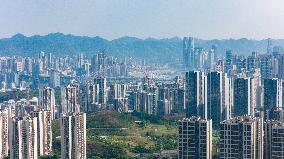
[1,0,284,39]
[1,1,284,159]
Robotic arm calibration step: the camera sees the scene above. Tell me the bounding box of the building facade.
[178,117,212,159]
[60,113,86,159]
[220,116,263,159]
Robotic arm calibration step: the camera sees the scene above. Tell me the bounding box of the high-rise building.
[207,47,216,70]
[207,71,229,127]
[172,88,185,114]
[9,116,38,159]
[247,70,262,116]
[0,109,9,158]
[157,99,170,116]
[260,55,272,79]
[247,52,259,72]
[140,91,157,115]
[183,37,195,69]
[83,62,91,77]
[32,110,52,156]
[94,77,107,105]
[236,56,247,71]
[77,53,84,69]
[81,82,99,112]
[109,83,127,105]
[267,38,272,54]
[178,117,212,159]
[264,120,284,159]
[233,77,251,117]
[220,116,263,159]
[225,50,233,74]
[263,78,283,120]
[128,91,140,111]
[185,71,207,118]
[39,86,56,120]
[24,57,33,74]
[278,54,284,79]
[113,98,128,113]
[195,47,207,69]
[271,57,279,78]
[49,70,60,88]
[225,75,234,120]
[60,113,86,159]
[47,53,52,68]
[61,83,80,113]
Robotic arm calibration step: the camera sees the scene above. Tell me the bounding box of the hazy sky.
[1,0,284,40]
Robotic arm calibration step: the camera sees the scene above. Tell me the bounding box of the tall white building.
[33,110,52,156]
[113,98,128,113]
[61,83,80,113]
[9,116,38,159]
[81,82,99,112]
[60,113,86,159]
[94,77,107,105]
[178,117,212,159]
[249,70,261,116]
[39,86,56,120]
[0,109,9,158]
[109,83,128,104]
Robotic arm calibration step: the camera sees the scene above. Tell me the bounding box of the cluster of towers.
[179,37,284,159]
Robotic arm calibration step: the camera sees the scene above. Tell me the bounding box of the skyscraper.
[60,113,86,159]
[157,99,170,116]
[94,77,107,105]
[263,78,283,120]
[77,53,84,69]
[178,117,212,159]
[140,91,157,115]
[278,54,284,79]
[225,50,233,74]
[233,77,251,117]
[49,69,60,88]
[247,52,259,72]
[32,110,53,156]
[244,70,262,116]
[0,109,9,158]
[81,82,99,112]
[185,71,207,118]
[172,88,185,114]
[267,38,272,54]
[264,120,284,159]
[207,71,228,127]
[220,116,263,159]
[109,83,127,105]
[9,116,38,159]
[260,55,272,79]
[39,86,56,120]
[61,83,80,113]
[208,48,215,70]
[183,37,195,69]
[113,98,128,113]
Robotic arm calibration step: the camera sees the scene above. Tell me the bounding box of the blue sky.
[0,0,284,40]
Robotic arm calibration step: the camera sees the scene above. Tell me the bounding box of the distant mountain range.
[1,33,284,62]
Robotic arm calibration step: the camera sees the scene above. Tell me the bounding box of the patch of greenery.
[52,111,179,158]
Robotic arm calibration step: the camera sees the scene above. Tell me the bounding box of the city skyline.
[1,0,284,40]
[1,1,284,158]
